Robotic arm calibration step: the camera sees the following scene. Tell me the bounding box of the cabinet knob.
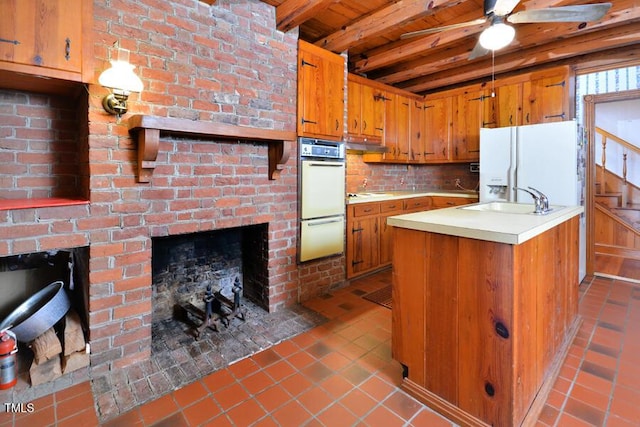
[485,382,495,397]
[495,322,510,339]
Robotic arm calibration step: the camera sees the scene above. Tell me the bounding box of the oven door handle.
[306,218,343,226]
[305,162,344,167]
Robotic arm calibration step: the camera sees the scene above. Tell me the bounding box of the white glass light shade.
[478,23,515,51]
[98,60,144,93]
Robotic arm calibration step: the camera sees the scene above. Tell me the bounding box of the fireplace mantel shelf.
[128,115,295,183]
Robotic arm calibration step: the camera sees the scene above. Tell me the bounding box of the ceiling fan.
[401,0,612,59]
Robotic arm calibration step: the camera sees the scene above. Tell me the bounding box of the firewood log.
[30,327,62,364]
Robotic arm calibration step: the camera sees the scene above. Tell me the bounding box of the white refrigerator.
[479,121,586,280]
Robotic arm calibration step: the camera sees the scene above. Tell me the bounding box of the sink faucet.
[513,187,550,214]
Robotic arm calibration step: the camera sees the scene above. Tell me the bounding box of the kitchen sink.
[459,202,554,214]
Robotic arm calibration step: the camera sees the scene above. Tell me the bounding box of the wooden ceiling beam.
[315,0,463,53]
[276,0,336,33]
[352,0,567,73]
[372,2,640,85]
[400,22,640,93]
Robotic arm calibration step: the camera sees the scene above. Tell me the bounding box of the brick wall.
[0,0,476,375]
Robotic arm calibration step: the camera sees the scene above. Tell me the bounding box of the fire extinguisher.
[0,328,18,390]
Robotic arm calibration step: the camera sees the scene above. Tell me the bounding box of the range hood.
[344,142,389,153]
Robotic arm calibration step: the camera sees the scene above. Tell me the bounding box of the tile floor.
[1,270,639,426]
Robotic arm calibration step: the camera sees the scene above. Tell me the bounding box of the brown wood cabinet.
[522,69,570,125]
[347,195,477,279]
[0,0,93,90]
[297,40,344,140]
[392,216,580,426]
[347,74,386,144]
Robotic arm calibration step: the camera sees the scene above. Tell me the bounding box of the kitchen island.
[387,202,583,427]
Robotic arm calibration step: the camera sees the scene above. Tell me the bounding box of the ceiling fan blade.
[488,0,521,17]
[400,18,486,39]
[507,3,612,24]
[468,40,490,60]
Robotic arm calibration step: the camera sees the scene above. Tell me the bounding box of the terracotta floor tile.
[564,397,605,426]
[263,359,295,383]
[360,375,396,402]
[11,405,54,427]
[201,369,236,393]
[301,361,334,383]
[279,373,313,397]
[56,407,99,427]
[556,412,597,427]
[319,351,351,372]
[383,390,423,421]
[613,384,640,405]
[228,357,260,380]
[251,416,279,427]
[138,394,179,425]
[270,340,300,358]
[569,383,610,411]
[213,382,249,411]
[271,400,312,426]
[148,412,189,427]
[306,341,333,359]
[409,408,456,427]
[606,414,640,426]
[255,385,292,413]
[225,398,267,426]
[341,388,378,418]
[341,362,372,386]
[363,404,405,427]
[241,370,274,395]
[575,370,613,395]
[100,408,143,427]
[610,396,640,425]
[172,380,209,408]
[286,350,316,369]
[316,402,358,426]
[289,331,317,349]
[296,386,334,415]
[251,348,282,369]
[55,382,92,403]
[319,373,353,399]
[181,397,221,426]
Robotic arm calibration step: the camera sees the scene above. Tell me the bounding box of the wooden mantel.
[127,115,295,183]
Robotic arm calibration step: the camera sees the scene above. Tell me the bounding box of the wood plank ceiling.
[260,0,640,95]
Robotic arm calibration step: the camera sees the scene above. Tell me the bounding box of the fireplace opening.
[151,224,269,348]
[0,248,90,390]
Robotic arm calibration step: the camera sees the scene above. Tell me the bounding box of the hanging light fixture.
[479,17,515,51]
[98,48,143,117]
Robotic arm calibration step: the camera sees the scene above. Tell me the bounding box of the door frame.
[583,89,640,275]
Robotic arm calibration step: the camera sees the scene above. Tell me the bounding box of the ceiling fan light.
[479,23,515,51]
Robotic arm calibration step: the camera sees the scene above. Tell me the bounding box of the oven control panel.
[299,138,345,160]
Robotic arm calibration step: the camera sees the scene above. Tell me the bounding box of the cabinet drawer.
[380,200,403,214]
[352,203,380,217]
[431,196,477,209]
[403,197,431,212]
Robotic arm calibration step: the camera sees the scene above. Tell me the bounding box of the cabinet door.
[0,0,83,73]
[347,216,379,277]
[423,97,451,162]
[452,89,488,161]
[496,83,522,127]
[522,71,568,125]
[297,40,344,139]
[396,95,411,161]
[410,100,425,163]
[347,79,362,135]
[383,92,398,159]
[379,201,402,266]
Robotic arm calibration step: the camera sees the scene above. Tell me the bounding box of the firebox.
[151,224,269,340]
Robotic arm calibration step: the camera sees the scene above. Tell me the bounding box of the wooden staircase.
[594,128,640,278]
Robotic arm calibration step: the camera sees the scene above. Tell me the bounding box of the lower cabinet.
[347,195,477,279]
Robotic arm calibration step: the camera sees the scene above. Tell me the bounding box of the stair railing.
[595,127,639,206]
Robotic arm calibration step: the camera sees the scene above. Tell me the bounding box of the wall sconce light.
[98,48,143,117]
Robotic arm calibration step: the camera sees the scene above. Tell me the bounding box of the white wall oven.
[298,138,346,262]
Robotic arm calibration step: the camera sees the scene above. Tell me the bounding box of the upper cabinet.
[347,74,386,144]
[0,0,93,90]
[522,68,571,124]
[297,40,345,140]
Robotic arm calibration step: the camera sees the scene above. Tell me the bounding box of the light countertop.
[346,190,479,204]
[387,202,584,245]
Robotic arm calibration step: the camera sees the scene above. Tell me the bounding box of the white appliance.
[298,138,346,262]
[479,121,586,280]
